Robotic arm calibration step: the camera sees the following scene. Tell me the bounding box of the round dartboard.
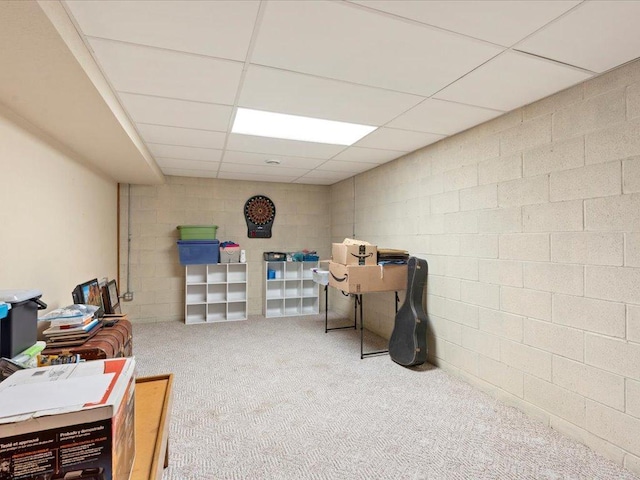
[244,195,276,238]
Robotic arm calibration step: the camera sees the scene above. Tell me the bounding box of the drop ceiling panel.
[239,65,424,125]
[219,162,309,178]
[517,1,640,73]
[147,143,222,162]
[13,1,637,186]
[332,146,407,164]
[65,0,259,60]
[317,160,379,174]
[137,124,226,149]
[223,150,325,169]
[252,0,504,96]
[163,167,219,178]
[356,127,444,151]
[434,51,592,111]
[351,1,580,47]
[388,98,503,135]
[119,93,232,131]
[88,38,243,104]
[155,157,220,171]
[226,134,345,159]
[218,171,300,183]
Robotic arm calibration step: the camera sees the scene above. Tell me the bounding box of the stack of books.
[40,306,102,347]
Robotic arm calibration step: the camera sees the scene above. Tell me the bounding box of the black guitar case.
[389,256,428,367]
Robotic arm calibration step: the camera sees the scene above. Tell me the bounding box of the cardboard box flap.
[0,358,134,425]
[332,243,377,266]
[342,238,372,246]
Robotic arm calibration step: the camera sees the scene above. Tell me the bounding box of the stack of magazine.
[40,305,102,347]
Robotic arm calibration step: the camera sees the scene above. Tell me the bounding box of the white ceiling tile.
[119,93,232,131]
[317,160,379,174]
[517,1,640,73]
[226,134,345,159]
[163,168,219,178]
[148,143,222,162]
[252,0,503,96]
[239,66,424,125]
[434,51,592,111]
[356,127,444,151]
[65,0,259,61]
[351,1,580,47]
[332,146,405,164]
[54,0,638,186]
[388,98,503,135]
[88,38,243,104]
[156,157,220,171]
[137,124,226,149]
[217,171,298,183]
[219,162,309,177]
[223,150,325,169]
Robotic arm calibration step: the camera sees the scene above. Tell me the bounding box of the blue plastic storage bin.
[177,240,219,265]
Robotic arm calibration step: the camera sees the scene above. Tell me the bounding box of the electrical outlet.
[123,292,134,302]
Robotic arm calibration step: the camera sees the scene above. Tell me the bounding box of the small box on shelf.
[220,245,240,263]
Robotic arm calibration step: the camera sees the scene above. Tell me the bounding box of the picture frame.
[104,279,121,315]
[73,278,105,318]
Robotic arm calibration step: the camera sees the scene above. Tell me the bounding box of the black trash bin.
[0,289,47,358]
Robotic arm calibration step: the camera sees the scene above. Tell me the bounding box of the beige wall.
[330,59,640,474]
[119,176,330,322]
[0,106,118,310]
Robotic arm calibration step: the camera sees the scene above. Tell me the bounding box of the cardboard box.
[0,358,136,480]
[332,243,377,266]
[220,245,240,263]
[329,262,407,293]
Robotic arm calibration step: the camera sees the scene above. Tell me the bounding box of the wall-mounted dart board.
[244,195,276,238]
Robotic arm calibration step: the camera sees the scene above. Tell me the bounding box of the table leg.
[360,292,391,359]
[324,285,328,333]
[325,288,356,332]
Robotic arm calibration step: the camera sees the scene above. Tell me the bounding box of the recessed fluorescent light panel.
[232,108,376,146]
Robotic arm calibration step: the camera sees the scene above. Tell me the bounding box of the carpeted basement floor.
[132,315,639,480]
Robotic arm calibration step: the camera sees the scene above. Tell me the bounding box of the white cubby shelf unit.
[264,260,319,318]
[184,263,247,324]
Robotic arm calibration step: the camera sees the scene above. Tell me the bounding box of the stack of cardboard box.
[0,358,136,480]
[328,239,407,294]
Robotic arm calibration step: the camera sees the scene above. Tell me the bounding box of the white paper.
[0,373,114,420]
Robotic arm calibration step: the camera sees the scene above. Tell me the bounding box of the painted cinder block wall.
[330,59,640,474]
[119,177,330,322]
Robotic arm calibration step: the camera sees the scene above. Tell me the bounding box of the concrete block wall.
[119,176,330,322]
[330,59,640,474]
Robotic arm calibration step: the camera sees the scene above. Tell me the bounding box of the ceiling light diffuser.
[232,108,376,146]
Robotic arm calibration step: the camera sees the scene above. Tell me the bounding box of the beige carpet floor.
[132,315,638,480]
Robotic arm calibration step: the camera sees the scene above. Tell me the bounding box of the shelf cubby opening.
[207,264,227,283]
[207,303,226,322]
[186,265,207,283]
[186,284,207,304]
[185,304,206,324]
